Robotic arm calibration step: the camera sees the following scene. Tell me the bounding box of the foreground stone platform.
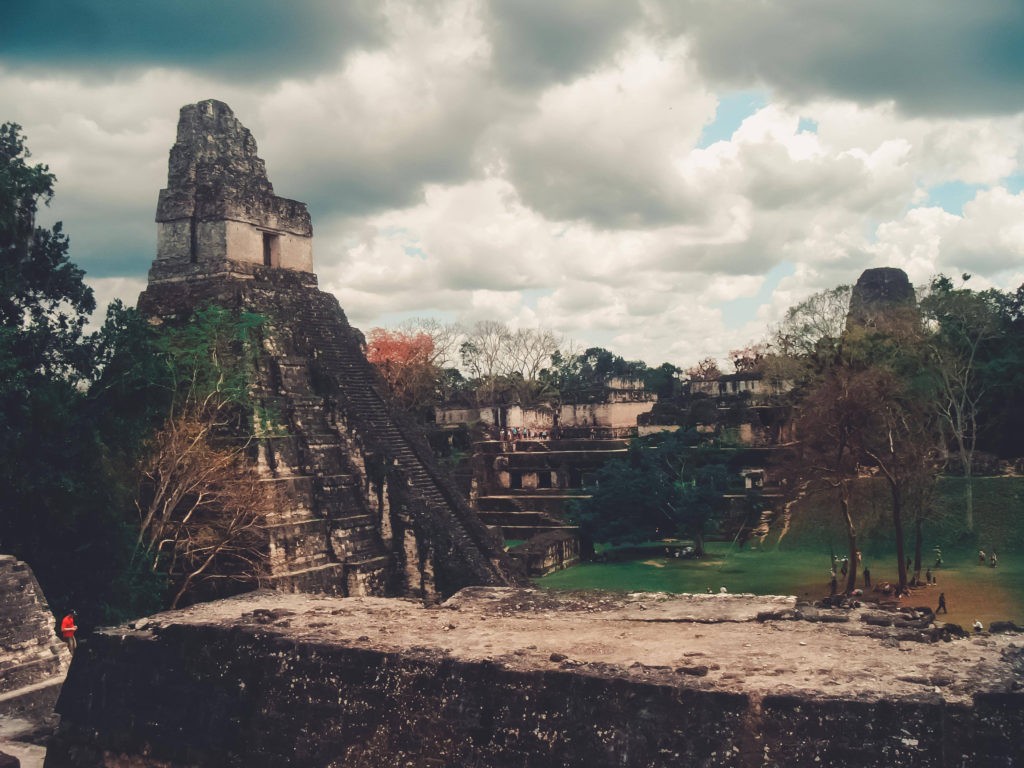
[47,589,1023,767]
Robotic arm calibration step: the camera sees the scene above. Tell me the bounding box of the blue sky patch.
[697,90,768,148]
[719,261,796,331]
[925,180,983,215]
[1003,173,1024,195]
[797,117,819,134]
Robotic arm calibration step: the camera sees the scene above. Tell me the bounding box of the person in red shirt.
[60,611,78,653]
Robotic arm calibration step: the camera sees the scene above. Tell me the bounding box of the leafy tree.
[776,280,942,593]
[787,355,903,593]
[366,327,439,413]
[642,362,681,398]
[983,284,1024,457]
[921,275,1005,530]
[572,430,734,554]
[0,125,165,623]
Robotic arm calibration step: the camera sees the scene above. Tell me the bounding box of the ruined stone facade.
[45,591,1024,767]
[152,100,312,282]
[139,101,517,599]
[0,556,68,727]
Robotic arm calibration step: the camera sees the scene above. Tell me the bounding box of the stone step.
[345,555,391,571]
[268,562,343,581]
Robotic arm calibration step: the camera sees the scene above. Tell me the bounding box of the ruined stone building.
[0,555,69,733]
[138,100,517,600]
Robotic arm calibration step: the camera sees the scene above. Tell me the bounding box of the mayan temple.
[137,99,518,599]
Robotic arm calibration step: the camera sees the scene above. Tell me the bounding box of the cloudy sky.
[4,0,1024,368]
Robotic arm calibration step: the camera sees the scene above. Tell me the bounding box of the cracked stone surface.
[109,588,1022,705]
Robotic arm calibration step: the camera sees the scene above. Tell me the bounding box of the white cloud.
[4,0,1024,369]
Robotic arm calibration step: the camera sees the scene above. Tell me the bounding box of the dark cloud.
[0,0,384,80]
[662,0,1024,116]
[505,140,703,228]
[485,0,642,88]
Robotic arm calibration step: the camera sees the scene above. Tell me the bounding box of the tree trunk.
[839,483,858,594]
[964,466,974,532]
[694,530,705,558]
[913,515,923,586]
[891,484,907,593]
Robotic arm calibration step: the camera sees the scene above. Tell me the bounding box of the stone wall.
[44,591,1024,767]
[436,401,655,432]
[152,100,313,281]
[507,530,580,576]
[0,556,68,723]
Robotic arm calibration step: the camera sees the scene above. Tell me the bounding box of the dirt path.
[806,562,1021,629]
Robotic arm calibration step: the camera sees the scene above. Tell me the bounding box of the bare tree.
[137,411,277,608]
[685,357,722,381]
[134,305,277,608]
[507,328,561,383]
[398,317,465,370]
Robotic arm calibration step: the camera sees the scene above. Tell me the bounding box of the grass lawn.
[538,543,1024,628]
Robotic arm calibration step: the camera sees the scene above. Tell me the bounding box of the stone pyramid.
[138,100,518,599]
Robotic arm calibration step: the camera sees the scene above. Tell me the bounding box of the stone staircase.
[139,269,516,598]
[291,290,509,590]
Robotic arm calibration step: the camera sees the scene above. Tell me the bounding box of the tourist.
[979,549,986,564]
[934,547,943,567]
[840,558,848,577]
[937,593,947,614]
[973,619,984,633]
[925,567,932,585]
[61,610,78,653]
[863,567,871,588]
[990,551,998,568]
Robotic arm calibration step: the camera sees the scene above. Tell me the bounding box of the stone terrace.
[46,589,1023,767]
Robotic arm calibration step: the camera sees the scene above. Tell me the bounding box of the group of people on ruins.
[494,426,554,443]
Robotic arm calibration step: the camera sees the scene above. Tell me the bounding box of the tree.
[133,306,278,608]
[572,430,733,555]
[685,357,722,381]
[0,126,169,623]
[776,279,942,594]
[0,123,95,377]
[787,363,873,593]
[397,317,463,370]
[772,285,852,360]
[729,343,767,373]
[366,327,439,413]
[136,412,274,608]
[920,275,1003,531]
[842,315,942,593]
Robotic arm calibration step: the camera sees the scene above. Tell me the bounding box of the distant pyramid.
[846,267,917,331]
[139,100,519,599]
